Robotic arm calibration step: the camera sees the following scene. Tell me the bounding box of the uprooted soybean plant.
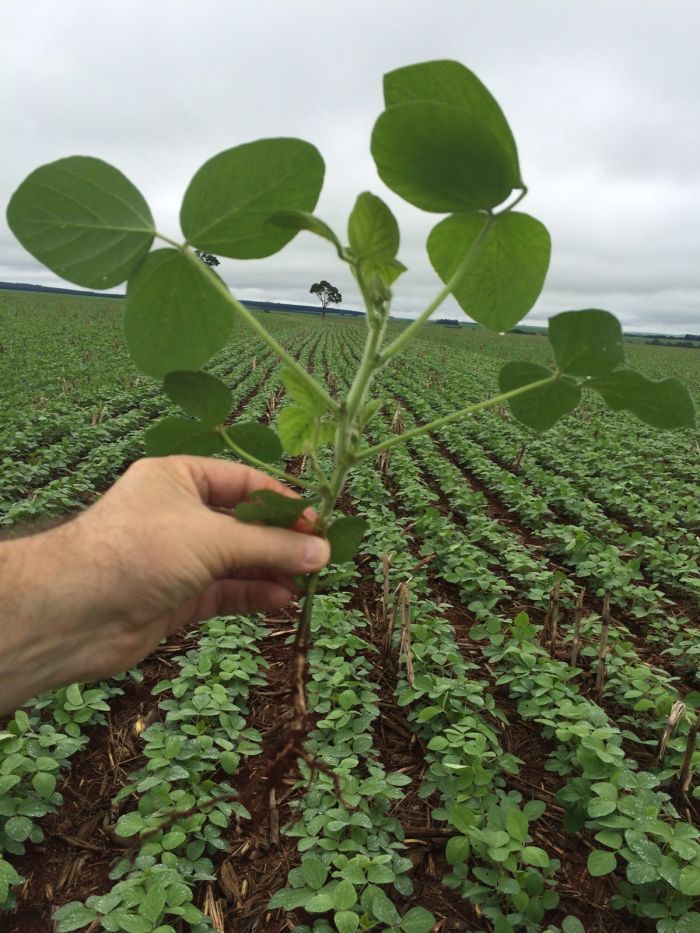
[7,60,696,933]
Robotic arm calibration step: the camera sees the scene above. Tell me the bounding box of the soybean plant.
[7,59,695,793]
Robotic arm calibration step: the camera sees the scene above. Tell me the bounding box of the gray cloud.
[2,0,698,333]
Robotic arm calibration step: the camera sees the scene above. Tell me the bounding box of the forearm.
[0,522,92,715]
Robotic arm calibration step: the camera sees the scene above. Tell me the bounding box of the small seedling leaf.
[279,367,329,417]
[181,139,324,258]
[7,156,154,289]
[400,906,437,933]
[145,416,223,457]
[427,211,550,332]
[548,309,624,377]
[234,490,309,528]
[371,101,514,213]
[226,423,283,463]
[348,191,400,263]
[124,249,234,379]
[163,371,232,426]
[499,361,580,432]
[327,516,368,564]
[587,849,617,877]
[589,370,695,429]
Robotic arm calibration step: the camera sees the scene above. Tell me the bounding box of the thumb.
[210,512,331,577]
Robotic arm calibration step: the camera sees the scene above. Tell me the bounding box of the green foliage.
[427,211,551,332]
[6,156,154,289]
[162,371,232,427]
[180,139,324,258]
[124,249,234,379]
[234,489,310,527]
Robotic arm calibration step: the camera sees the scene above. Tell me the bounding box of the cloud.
[1,0,698,333]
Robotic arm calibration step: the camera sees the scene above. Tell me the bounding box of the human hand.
[0,456,330,711]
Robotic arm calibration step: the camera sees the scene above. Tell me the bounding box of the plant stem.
[218,428,316,491]
[182,249,338,415]
[355,374,560,460]
[378,212,497,365]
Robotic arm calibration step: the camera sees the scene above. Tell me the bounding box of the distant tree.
[310,280,342,319]
[195,250,220,270]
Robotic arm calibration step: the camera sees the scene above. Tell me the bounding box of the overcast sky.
[2,1,698,333]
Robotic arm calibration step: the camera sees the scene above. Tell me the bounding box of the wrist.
[0,521,93,714]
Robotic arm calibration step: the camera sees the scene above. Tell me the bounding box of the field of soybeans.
[1,287,699,933]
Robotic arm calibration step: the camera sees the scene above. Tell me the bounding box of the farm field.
[1,288,699,933]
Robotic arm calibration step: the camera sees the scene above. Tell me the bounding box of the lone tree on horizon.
[310,280,342,319]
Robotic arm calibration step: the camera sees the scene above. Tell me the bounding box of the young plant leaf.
[499,362,580,432]
[427,211,551,332]
[400,907,437,933]
[589,370,696,429]
[180,139,324,258]
[226,423,283,463]
[267,209,343,257]
[348,191,400,263]
[327,516,368,564]
[371,101,514,213]
[234,490,309,527]
[7,156,154,288]
[278,405,330,455]
[548,309,624,377]
[383,59,522,187]
[587,849,617,877]
[279,367,329,417]
[163,371,232,426]
[124,249,234,379]
[145,416,223,457]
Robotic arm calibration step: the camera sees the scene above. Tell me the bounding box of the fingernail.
[303,536,327,569]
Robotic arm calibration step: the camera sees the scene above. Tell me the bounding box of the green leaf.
[7,156,154,289]
[32,771,57,798]
[145,416,223,457]
[589,370,695,430]
[140,887,167,925]
[499,362,580,432]
[332,880,357,910]
[267,209,343,256]
[4,816,33,842]
[162,828,186,850]
[427,212,550,331]
[522,799,546,821]
[587,849,617,877]
[278,405,326,455]
[53,902,99,932]
[124,249,234,379]
[268,886,316,910]
[305,891,335,913]
[506,807,529,842]
[334,911,360,933]
[370,888,401,926]
[114,811,145,838]
[301,856,328,891]
[348,192,400,263]
[383,59,521,187]
[327,516,368,564]
[521,845,550,867]
[548,309,624,377]
[234,489,309,528]
[588,797,617,818]
[226,423,283,463]
[279,368,329,417]
[400,906,436,933]
[679,864,700,896]
[562,918,585,933]
[445,835,470,866]
[180,139,324,258]
[447,803,475,833]
[371,101,514,213]
[163,371,232,426]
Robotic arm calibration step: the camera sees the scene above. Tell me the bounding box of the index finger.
[181,456,319,533]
